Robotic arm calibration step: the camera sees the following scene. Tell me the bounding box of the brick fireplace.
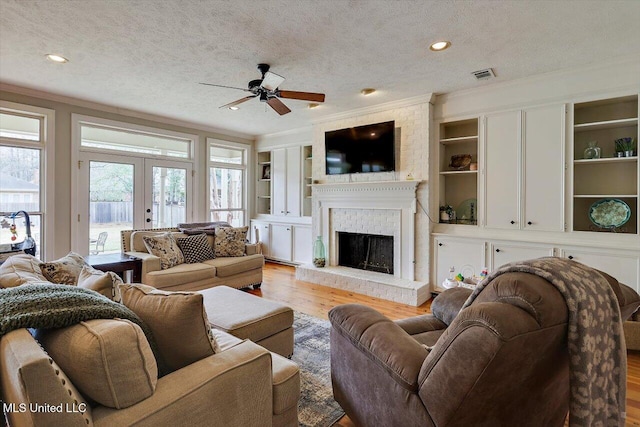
[296,180,430,306]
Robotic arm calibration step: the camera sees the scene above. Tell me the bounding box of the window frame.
[0,101,55,260]
[207,138,250,227]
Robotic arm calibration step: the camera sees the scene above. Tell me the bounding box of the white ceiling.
[1,0,639,138]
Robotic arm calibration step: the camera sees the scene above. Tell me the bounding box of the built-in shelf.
[258,161,271,165]
[574,157,638,164]
[439,135,479,144]
[440,170,478,175]
[257,195,271,199]
[574,118,638,132]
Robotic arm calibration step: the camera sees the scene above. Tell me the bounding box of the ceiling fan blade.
[267,97,291,115]
[219,96,256,109]
[277,90,325,103]
[260,71,285,91]
[199,82,252,92]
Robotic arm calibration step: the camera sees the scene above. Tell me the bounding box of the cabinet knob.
[527,221,532,225]
[146,208,151,213]
[286,211,290,214]
[495,248,501,253]
[510,220,516,225]
[568,255,574,260]
[280,211,284,213]
[146,218,151,223]
[438,243,443,247]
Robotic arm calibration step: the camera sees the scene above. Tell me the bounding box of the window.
[208,141,248,227]
[0,102,55,259]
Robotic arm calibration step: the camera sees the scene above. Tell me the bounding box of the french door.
[75,153,193,255]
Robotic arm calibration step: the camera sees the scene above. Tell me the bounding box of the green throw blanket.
[0,284,166,375]
[463,257,626,427]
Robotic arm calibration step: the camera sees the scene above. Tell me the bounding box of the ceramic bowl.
[449,154,472,170]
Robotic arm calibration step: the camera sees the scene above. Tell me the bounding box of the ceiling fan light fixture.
[429,41,451,51]
[308,103,320,109]
[228,106,239,110]
[360,88,376,96]
[45,53,69,63]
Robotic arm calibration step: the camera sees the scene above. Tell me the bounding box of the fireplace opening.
[337,232,393,275]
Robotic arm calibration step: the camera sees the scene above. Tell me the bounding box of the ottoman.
[200,286,294,358]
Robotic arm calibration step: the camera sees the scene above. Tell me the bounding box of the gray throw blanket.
[463,257,625,426]
[0,284,166,375]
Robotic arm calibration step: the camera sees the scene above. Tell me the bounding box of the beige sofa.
[1,326,299,427]
[121,227,264,291]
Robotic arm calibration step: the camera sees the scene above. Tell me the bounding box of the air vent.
[471,68,495,80]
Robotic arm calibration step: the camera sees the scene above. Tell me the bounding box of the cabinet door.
[292,225,312,264]
[434,237,485,289]
[559,247,640,292]
[286,146,302,217]
[489,241,554,270]
[251,221,271,258]
[522,105,565,231]
[484,111,520,229]
[270,224,293,261]
[272,148,287,216]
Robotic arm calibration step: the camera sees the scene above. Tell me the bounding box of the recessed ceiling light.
[308,103,320,109]
[228,106,239,111]
[429,41,451,51]
[45,54,69,63]
[360,88,376,96]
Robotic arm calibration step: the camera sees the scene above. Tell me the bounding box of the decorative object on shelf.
[439,205,455,222]
[313,236,326,268]
[615,137,637,158]
[469,162,478,171]
[583,141,601,159]
[456,198,477,225]
[261,164,271,180]
[588,198,631,231]
[449,154,472,170]
[442,266,459,289]
[406,172,414,180]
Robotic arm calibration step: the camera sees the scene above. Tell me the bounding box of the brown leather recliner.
[329,271,640,427]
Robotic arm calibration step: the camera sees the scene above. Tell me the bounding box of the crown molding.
[0,82,255,142]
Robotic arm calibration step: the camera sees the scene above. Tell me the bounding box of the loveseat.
[121,226,264,291]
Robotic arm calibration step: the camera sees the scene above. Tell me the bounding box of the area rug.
[293,311,345,427]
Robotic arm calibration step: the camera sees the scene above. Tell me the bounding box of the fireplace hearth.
[338,232,394,275]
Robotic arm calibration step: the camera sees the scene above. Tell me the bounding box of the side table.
[85,253,142,283]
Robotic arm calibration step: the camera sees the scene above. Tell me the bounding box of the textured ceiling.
[1,0,639,137]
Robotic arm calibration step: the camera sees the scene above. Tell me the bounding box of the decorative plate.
[588,198,631,229]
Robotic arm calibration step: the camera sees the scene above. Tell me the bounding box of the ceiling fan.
[199,64,325,115]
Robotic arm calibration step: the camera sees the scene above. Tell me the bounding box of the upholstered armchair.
[329,270,640,427]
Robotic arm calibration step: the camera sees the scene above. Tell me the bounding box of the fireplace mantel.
[312,180,421,281]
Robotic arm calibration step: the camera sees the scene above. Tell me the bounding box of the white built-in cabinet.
[272,146,302,217]
[433,237,485,289]
[433,236,639,292]
[250,220,311,264]
[484,104,565,231]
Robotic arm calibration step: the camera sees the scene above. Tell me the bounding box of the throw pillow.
[0,253,48,288]
[142,232,184,270]
[119,283,220,372]
[37,318,158,409]
[77,265,124,301]
[40,252,88,285]
[176,233,215,263]
[214,226,248,257]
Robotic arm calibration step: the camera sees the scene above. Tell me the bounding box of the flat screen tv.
[325,121,395,175]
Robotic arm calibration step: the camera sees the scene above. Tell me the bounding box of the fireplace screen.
[337,232,393,275]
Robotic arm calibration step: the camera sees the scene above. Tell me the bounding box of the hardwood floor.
[250,262,640,426]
